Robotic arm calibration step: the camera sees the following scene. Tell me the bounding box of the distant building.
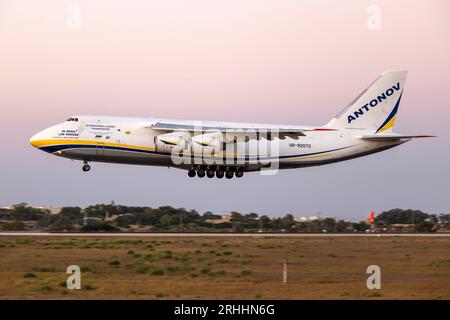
[0,205,61,214]
[205,215,231,224]
[33,206,62,214]
[389,224,413,232]
[295,216,321,222]
[104,214,119,222]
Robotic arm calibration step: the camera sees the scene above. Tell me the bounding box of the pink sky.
[0,1,449,218]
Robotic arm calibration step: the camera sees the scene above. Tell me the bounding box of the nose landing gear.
[82,161,91,172]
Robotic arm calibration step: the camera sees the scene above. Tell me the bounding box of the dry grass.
[0,236,449,299]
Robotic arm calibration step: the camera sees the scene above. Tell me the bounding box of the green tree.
[80,222,119,232]
[159,214,174,226]
[279,214,296,230]
[48,217,75,232]
[9,204,48,221]
[2,221,26,231]
[321,218,337,232]
[231,212,243,221]
[438,214,449,226]
[116,214,136,228]
[352,221,370,232]
[375,209,429,226]
[59,207,83,224]
[415,221,435,232]
[232,221,244,233]
[247,213,259,219]
[336,219,351,232]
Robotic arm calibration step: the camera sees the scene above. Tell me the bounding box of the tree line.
[0,203,448,233]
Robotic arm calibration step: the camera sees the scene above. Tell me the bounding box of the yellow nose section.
[29,134,41,148]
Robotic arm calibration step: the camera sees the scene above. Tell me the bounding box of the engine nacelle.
[191,132,223,156]
[154,132,192,154]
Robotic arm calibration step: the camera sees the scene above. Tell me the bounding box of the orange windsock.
[369,211,375,224]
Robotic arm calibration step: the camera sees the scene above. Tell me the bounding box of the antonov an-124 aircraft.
[30,71,433,179]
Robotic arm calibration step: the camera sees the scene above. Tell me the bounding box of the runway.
[1,232,449,237]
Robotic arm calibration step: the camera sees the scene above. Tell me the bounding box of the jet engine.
[154,132,192,154]
[191,132,223,156]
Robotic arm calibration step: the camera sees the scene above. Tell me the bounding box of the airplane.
[29,70,434,179]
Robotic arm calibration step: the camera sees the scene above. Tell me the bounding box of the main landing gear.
[206,169,215,178]
[187,167,244,179]
[188,169,196,177]
[197,170,206,178]
[82,161,91,172]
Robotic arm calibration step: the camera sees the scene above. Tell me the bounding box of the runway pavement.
[0,232,449,237]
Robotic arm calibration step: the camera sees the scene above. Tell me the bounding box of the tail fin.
[325,70,407,133]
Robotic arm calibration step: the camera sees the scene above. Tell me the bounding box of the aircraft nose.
[29,130,46,148]
[29,133,40,148]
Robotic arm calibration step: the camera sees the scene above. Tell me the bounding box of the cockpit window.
[66,117,79,122]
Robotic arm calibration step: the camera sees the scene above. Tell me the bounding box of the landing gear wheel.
[225,171,234,179]
[206,170,215,178]
[235,171,243,178]
[188,169,196,177]
[216,171,224,179]
[82,164,91,172]
[197,170,206,178]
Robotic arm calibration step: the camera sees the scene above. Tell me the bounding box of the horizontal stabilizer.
[359,134,436,141]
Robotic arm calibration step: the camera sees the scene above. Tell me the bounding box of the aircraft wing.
[359,134,436,141]
[150,120,336,135]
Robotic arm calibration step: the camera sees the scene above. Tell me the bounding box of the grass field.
[0,236,449,299]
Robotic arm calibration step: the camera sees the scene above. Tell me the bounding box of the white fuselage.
[29,115,408,173]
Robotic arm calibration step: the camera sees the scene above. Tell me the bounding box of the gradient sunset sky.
[1,0,449,219]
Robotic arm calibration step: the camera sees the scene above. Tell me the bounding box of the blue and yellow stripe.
[375,92,403,134]
[30,139,355,161]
